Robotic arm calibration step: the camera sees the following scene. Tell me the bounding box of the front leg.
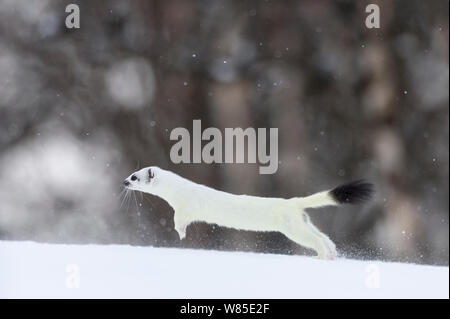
[174,213,189,240]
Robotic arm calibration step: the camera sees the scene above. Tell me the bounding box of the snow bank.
[0,241,448,298]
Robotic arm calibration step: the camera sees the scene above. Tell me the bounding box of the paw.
[326,250,337,260]
[322,247,337,260]
[315,244,338,260]
[175,228,186,240]
[322,238,338,260]
[315,252,336,260]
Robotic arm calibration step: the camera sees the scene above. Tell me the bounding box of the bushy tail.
[295,180,374,209]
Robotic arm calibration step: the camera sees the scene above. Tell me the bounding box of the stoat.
[123,166,373,259]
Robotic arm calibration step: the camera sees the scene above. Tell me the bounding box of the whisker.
[132,190,144,232]
[119,188,128,209]
[125,189,132,214]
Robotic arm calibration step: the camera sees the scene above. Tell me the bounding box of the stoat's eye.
[131,175,137,181]
[148,169,154,179]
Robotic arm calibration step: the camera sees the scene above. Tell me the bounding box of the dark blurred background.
[0,0,448,265]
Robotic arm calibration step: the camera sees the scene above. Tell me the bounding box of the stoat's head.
[123,166,160,195]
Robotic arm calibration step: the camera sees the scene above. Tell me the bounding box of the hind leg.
[305,218,337,259]
[281,212,337,260]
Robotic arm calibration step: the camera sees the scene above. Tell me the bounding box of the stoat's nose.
[123,180,130,187]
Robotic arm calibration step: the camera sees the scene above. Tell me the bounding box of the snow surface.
[0,241,448,299]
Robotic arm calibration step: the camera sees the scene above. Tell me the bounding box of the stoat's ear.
[148,168,154,180]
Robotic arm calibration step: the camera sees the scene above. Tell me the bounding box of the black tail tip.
[330,180,374,205]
